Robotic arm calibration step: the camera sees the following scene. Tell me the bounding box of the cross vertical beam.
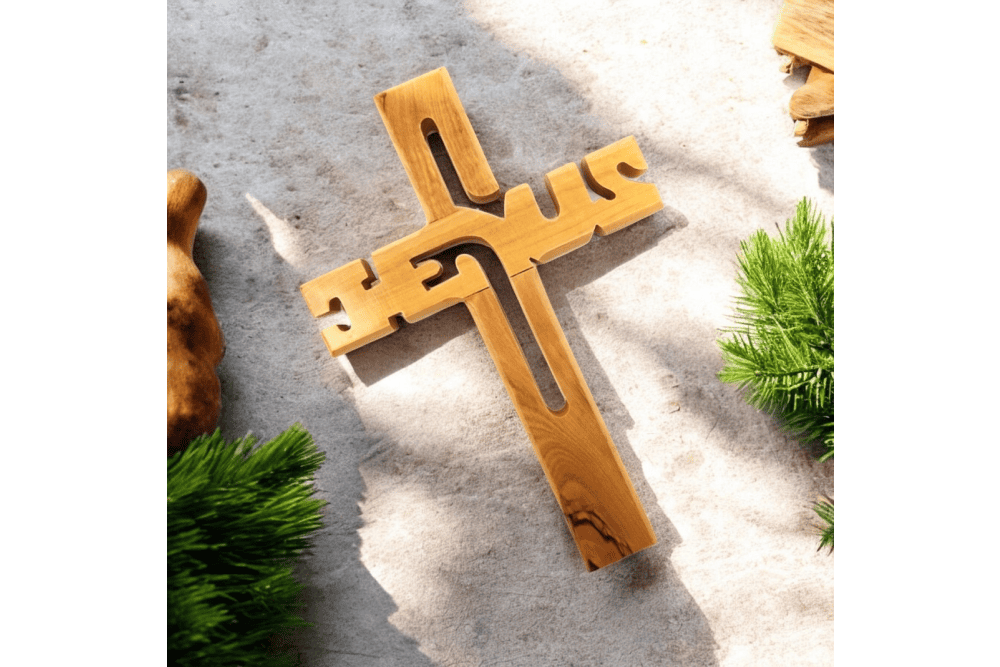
[301,68,663,570]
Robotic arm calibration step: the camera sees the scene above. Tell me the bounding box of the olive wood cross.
[301,68,662,570]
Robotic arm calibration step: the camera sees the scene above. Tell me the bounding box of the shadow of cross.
[300,67,663,571]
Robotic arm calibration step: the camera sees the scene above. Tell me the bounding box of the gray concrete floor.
[168,0,834,664]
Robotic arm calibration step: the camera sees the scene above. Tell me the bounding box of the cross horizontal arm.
[300,136,662,357]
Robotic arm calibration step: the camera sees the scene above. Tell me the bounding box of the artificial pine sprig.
[168,424,326,667]
[718,198,834,460]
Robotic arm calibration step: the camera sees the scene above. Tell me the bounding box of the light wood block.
[773,0,834,145]
[301,67,662,570]
[789,66,834,120]
[773,0,834,72]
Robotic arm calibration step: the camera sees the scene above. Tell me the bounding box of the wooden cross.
[301,68,662,570]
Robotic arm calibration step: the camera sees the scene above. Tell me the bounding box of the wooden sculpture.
[168,169,225,456]
[301,68,662,570]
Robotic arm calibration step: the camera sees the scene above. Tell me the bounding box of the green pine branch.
[718,198,834,551]
[718,198,834,460]
[168,424,327,667]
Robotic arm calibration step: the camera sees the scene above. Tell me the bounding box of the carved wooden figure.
[168,170,225,455]
[301,68,662,570]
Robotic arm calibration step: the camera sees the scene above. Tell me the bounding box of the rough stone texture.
[168,0,833,664]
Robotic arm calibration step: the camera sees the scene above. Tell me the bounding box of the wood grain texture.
[167,170,225,455]
[300,68,662,569]
[772,0,834,72]
[375,68,501,222]
[509,266,657,568]
[789,66,833,120]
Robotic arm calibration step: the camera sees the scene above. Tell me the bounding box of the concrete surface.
[168,0,834,664]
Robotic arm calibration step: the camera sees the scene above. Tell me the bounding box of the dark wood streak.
[567,510,633,572]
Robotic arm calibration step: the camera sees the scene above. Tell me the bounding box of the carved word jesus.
[301,68,662,570]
